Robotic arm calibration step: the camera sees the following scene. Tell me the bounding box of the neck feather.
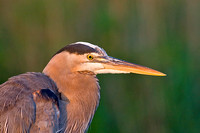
[43,54,100,132]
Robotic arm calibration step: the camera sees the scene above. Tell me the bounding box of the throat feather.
[58,74,100,132]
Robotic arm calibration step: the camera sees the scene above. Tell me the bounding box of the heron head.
[48,42,165,76]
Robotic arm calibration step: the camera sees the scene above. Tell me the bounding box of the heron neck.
[43,58,100,132]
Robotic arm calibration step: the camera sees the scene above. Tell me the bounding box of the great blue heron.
[0,42,166,133]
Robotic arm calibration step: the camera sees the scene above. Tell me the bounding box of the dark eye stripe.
[55,43,98,55]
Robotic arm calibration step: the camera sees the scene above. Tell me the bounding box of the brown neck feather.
[43,53,100,132]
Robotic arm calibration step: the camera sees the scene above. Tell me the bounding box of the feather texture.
[0,72,61,133]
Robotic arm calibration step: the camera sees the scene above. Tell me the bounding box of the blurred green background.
[0,0,200,133]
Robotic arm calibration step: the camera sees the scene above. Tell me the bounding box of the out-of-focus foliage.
[0,0,200,133]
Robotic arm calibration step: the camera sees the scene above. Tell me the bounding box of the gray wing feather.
[0,72,60,133]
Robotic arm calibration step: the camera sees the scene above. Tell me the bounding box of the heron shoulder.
[0,72,61,132]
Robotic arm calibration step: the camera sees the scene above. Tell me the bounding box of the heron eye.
[87,55,94,60]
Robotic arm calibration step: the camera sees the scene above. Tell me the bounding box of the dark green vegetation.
[0,0,199,133]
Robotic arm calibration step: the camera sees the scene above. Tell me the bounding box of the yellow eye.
[87,55,94,60]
